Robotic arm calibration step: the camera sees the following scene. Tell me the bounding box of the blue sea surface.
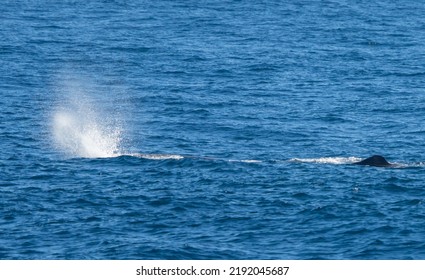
[1,0,425,259]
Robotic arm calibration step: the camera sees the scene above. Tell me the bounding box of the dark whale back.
[354,155,392,167]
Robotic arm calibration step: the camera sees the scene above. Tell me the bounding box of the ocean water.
[1,0,425,260]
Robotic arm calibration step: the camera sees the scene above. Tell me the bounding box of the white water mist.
[52,77,123,158]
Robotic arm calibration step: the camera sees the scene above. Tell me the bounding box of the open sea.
[1,0,425,260]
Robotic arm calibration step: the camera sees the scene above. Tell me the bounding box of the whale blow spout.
[353,155,392,167]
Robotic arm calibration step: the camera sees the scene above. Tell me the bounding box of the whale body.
[353,155,392,167]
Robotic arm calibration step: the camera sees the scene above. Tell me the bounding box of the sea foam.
[289,157,362,165]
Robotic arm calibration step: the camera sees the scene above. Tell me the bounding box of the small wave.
[128,153,184,160]
[228,159,263,163]
[125,154,262,163]
[401,162,424,168]
[240,159,262,163]
[289,157,362,165]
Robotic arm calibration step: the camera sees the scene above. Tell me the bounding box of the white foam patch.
[130,153,184,160]
[289,157,362,165]
[240,159,262,163]
[228,159,263,163]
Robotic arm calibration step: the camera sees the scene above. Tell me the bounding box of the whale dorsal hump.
[354,155,392,167]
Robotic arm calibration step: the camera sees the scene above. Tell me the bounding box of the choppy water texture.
[1,0,425,259]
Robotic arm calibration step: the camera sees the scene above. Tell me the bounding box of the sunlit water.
[1,0,425,260]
